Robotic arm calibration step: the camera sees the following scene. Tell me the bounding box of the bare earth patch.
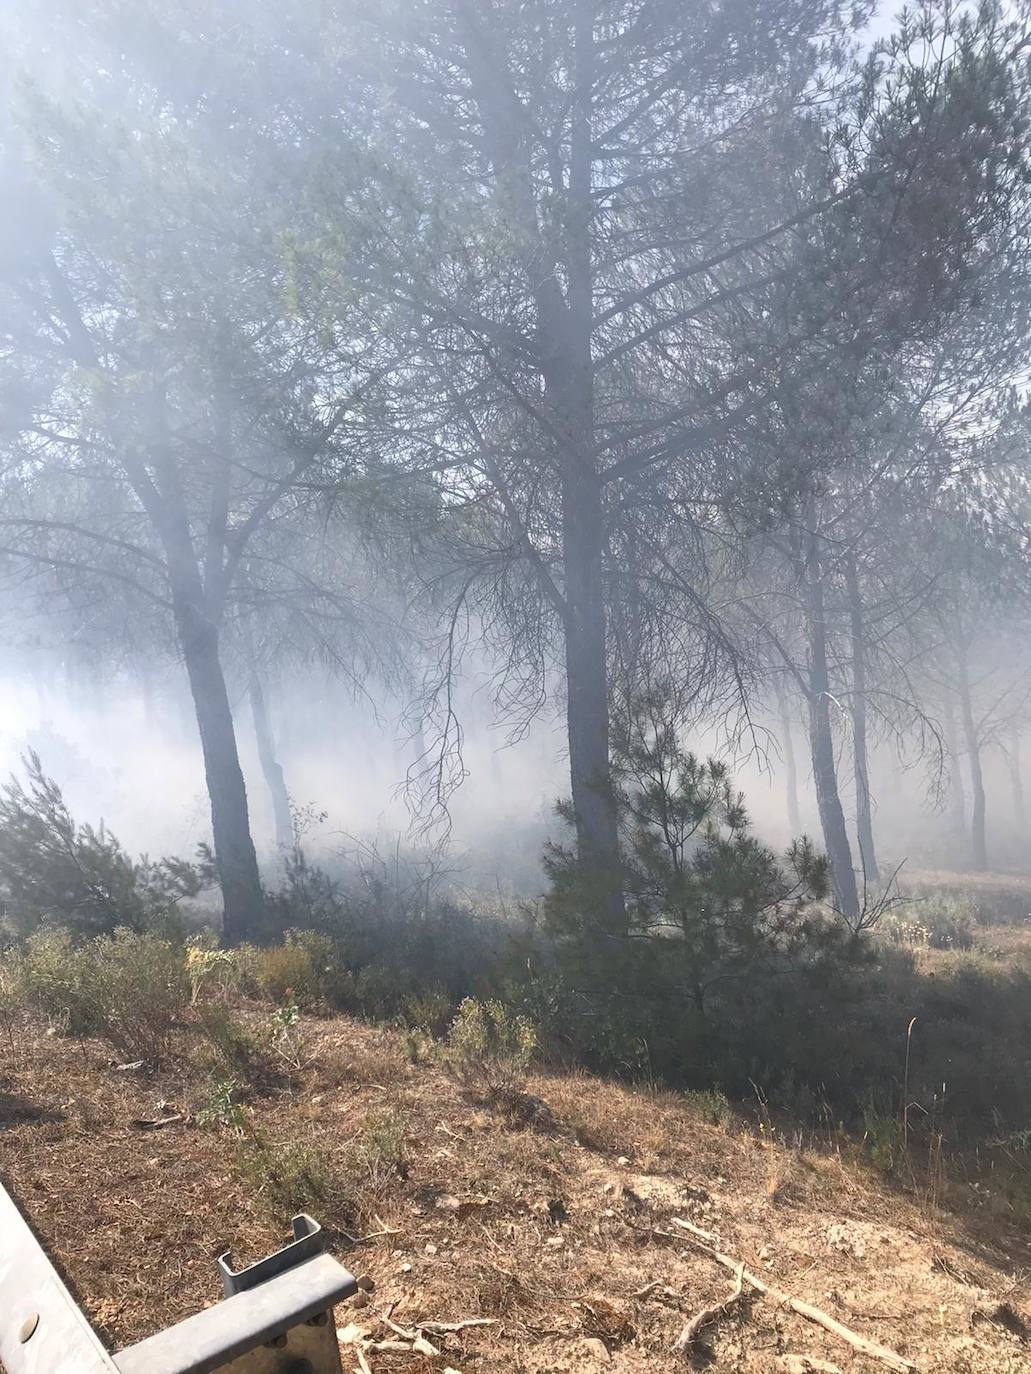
[2,1012,1031,1373]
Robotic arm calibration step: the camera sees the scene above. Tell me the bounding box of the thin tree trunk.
[956,645,987,871]
[942,692,967,841]
[776,682,802,836]
[803,538,859,919]
[168,566,263,943]
[557,1,625,936]
[459,0,623,933]
[248,672,293,851]
[845,557,878,882]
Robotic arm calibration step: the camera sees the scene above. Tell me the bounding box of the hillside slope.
[2,1012,1030,1373]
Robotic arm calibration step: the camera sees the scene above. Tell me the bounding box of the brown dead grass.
[3,1009,1031,1373]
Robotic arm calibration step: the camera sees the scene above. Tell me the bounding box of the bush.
[881,897,975,950]
[544,691,843,1018]
[186,938,241,1005]
[248,942,318,1005]
[356,1109,410,1183]
[401,983,454,1035]
[85,928,189,1064]
[16,928,97,1035]
[195,1005,280,1086]
[239,930,343,1008]
[0,752,212,940]
[196,1076,246,1133]
[16,927,187,1063]
[444,996,537,1100]
[236,1132,345,1225]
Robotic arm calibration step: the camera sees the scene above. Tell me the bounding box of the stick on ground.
[669,1218,917,1373]
[672,1260,746,1356]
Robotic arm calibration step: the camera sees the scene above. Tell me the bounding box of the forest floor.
[4,991,1031,1374]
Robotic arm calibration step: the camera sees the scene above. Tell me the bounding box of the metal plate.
[0,1183,120,1374]
[113,1252,355,1374]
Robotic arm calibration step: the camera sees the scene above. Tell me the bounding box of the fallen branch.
[668,1218,917,1373]
[670,1216,720,1244]
[420,1318,498,1335]
[354,1349,373,1374]
[131,1114,183,1130]
[365,1337,440,1357]
[632,1280,682,1303]
[672,1261,746,1356]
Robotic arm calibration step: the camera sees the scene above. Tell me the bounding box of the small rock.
[581,1337,611,1362]
[350,1292,370,1310]
[399,1262,412,1274]
[355,1275,375,1292]
[617,1156,630,1167]
[424,1243,438,1256]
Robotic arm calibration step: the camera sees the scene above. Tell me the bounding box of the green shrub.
[236,1132,341,1223]
[195,1005,279,1085]
[17,928,97,1035]
[186,938,241,1004]
[248,942,318,1005]
[196,1076,246,1133]
[0,951,23,1046]
[444,997,537,1099]
[401,983,454,1035]
[862,1100,902,1173]
[881,898,975,950]
[0,753,211,940]
[544,690,843,1016]
[17,927,188,1063]
[686,1086,733,1129]
[356,1108,409,1182]
[85,929,189,1065]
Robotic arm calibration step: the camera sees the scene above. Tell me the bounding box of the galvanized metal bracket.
[0,1182,357,1374]
[217,1214,326,1297]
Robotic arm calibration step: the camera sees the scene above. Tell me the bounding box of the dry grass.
[3,1007,1031,1372]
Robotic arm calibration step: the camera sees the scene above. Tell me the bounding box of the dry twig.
[672,1261,746,1356]
[668,1217,917,1373]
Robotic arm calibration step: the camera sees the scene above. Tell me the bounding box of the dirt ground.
[3,1011,1031,1373]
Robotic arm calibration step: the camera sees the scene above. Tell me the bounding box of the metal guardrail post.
[0,1183,357,1374]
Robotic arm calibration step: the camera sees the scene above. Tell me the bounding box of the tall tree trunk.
[803,538,860,918]
[776,681,802,836]
[248,672,293,851]
[167,564,263,942]
[557,0,625,935]
[956,645,987,871]
[562,496,623,922]
[461,0,623,932]
[845,557,878,881]
[942,692,967,841]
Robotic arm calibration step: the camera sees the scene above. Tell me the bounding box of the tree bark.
[956,645,987,871]
[457,2,624,933]
[248,672,293,851]
[845,556,878,881]
[942,692,967,842]
[775,681,802,836]
[555,2,626,934]
[172,589,263,941]
[803,537,859,918]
